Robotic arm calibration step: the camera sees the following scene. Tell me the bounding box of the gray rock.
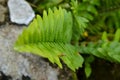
[0,72,2,80]
[0,23,59,80]
[8,0,35,25]
[0,5,7,23]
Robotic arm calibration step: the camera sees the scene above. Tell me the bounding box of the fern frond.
[14,7,84,71]
[80,41,120,63]
[79,29,120,63]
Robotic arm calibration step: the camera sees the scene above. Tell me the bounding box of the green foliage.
[15,0,120,79]
[71,0,99,20]
[14,7,84,71]
[101,31,108,41]
[85,63,91,78]
[27,0,69,14]
[114,29,120,41]
[27,0,120,33]
[79,29,120,77]
[80,41,120,63]
[79,29,120,63]
[90,0,120,34]
[70,0,89,45]
[84,56,94,78]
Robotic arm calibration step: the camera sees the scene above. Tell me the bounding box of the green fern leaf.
[14,7,84,71]
[114,28,120,42]
[102,31,108,41]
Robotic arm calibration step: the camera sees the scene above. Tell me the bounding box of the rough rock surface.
[8,0,35,25]
[0,3,7,23]
[0,24,59,80]
[0,0,6,5]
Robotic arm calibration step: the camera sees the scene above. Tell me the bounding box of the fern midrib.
[15,40,71,46]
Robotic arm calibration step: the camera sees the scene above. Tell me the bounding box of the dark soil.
[0,71,31,80]
[77,58,120,80]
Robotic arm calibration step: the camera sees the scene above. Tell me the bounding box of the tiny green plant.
[84,55,94,78]
[14,7,84,71]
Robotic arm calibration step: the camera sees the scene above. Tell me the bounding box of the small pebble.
[8,0,35,25]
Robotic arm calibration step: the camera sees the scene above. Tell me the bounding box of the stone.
[0,72,2,80]
[0,23,72,80]
[0,24,58,80]
[8,0,35,25]
[0,0,6,5]
[0,5,7,23]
